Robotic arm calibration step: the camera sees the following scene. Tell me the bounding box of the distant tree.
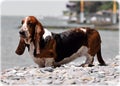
[84,2,102,13]
[98,2,119,10]
[67,1,119,13]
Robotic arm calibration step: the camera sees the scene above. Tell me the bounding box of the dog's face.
[20,16,38,44]
[16,16,44,55]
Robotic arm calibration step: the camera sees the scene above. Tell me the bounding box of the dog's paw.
[99,63,107,66]
[80,63,94,67]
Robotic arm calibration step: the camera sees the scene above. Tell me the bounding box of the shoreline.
[1,57,119,85]
[2,15,119,30]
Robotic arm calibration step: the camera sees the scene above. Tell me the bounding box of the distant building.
[65,1,119,25]
[66,1,81,23]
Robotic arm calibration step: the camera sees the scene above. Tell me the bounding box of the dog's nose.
[19,30,25,35]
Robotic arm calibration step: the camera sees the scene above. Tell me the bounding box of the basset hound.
[15,16,106,67]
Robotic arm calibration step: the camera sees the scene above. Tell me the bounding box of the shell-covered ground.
[1,57,120,86]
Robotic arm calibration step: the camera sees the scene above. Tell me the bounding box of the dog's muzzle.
[19,30,27,38]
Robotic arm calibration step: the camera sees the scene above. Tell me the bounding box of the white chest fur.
[29,42,35,57]
[29,42,54,67]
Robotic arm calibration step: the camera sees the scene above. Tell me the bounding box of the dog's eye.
[28,21,33,26]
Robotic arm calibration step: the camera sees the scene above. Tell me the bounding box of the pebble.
[40,67,54,72]
[1,58,119,85]
[41,79,52,84]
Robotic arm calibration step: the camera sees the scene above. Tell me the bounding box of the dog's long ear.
[34,23,44,55]
[15,37,26,55]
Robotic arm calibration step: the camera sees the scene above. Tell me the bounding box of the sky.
[0,0,69,16]
[1,0,120,16]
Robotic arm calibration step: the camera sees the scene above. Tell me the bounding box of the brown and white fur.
[15,16,106,67]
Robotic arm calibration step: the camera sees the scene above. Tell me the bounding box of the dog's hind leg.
[81,53,94,67]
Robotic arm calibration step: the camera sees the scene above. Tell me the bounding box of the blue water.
[1,16,119,70]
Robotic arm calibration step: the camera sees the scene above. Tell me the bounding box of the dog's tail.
[97,47,106,66]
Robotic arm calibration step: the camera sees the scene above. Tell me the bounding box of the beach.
[1,16,119,70]
[0,16,119,85]
[1,57,119,85]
